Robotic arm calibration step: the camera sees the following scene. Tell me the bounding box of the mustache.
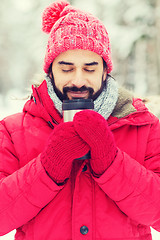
[63,86,94,95]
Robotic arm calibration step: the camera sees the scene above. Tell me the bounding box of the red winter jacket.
[0,80,160,240]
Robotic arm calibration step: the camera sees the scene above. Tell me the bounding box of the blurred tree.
[108,0,160,96]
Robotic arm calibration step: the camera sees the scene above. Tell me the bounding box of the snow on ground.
[0,231,16,240]
[152,229,160,240]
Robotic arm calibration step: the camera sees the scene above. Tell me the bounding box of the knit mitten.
[73,110,117,177]
[40,122,89,184]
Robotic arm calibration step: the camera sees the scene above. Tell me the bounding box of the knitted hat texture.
[42,0,113,74]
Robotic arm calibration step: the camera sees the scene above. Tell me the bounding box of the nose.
[71,69,86,88]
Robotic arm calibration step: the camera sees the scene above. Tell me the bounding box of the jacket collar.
[24,80,154,128]
[23,80,62,128]
[108,87,155,128]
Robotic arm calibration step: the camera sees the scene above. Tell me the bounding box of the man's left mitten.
[73,110,118,177]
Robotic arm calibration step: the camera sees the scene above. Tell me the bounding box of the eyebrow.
[58,61,74,65]
[58,61,99,66]
[84,62,98,66]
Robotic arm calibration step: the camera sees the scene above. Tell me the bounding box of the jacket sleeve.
[0,122,63,236]
[94,117,160,232]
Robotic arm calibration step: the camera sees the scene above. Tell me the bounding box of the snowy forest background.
[0,0,160,239]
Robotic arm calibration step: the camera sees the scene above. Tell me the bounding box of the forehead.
[53,49,103,65]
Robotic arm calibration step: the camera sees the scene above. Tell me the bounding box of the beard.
[50,74,106,102]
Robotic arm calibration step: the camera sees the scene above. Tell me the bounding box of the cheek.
[54,75,68,91]
[89,76,102,90]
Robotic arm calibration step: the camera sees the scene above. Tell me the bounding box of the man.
[0,1,160,239]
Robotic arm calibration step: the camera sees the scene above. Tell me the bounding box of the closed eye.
[84,68,95,72]
[62,69,74,72]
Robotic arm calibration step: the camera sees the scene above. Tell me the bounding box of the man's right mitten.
[40,122,89,184]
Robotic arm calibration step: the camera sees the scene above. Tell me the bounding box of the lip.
[67,91,89,99]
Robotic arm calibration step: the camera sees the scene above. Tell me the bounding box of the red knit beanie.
[42,0,113,74]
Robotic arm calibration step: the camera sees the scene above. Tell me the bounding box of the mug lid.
[62,99,94,110]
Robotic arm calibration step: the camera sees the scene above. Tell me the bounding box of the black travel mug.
[62,99,94,160]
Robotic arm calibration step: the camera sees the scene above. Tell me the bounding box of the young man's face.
[50,49,107,101]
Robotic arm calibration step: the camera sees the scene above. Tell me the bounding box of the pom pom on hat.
[42,0,113,74]
[42,1,70,34]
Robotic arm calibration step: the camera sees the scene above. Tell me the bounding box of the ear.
[48,72,53,79]
[48,63,53,79]
[102,68,107,81]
